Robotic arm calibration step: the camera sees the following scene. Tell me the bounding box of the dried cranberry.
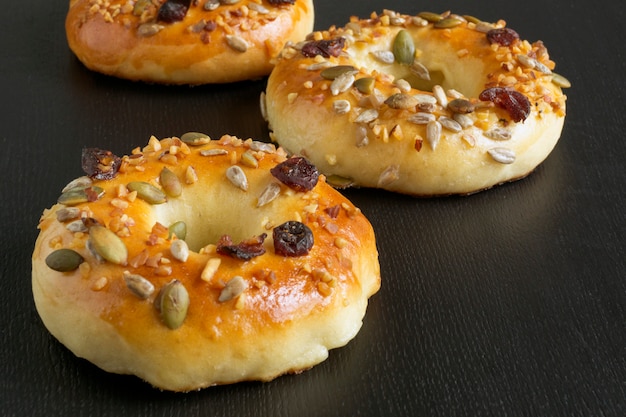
[157,0,190,23]
[217,234,267,261]
[273,221,314,257]
[301,38,345,58]
[479,87,531,123]
[486,28,520,46]
[270,157,319,192]
[267,0,295,4]
[81,148,121,180]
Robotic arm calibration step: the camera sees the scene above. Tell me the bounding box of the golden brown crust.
[264,10,569,196]
[32,134,380,391]
[66,0,315,84]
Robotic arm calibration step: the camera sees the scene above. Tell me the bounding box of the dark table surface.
[2,0,624,416]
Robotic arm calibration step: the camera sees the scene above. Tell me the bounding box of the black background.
[2,0,625,416]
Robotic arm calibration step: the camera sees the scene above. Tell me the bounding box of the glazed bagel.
[264,10,570,196]
[32,134,380,391]
[66,0,314,84]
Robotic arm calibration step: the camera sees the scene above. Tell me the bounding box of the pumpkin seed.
[181,132,211,146]
[410,60,431,80]
[463,15,482,24]
[226,35,248,52]
[393,30,415,65]
[488,147,516,164]
[418,11,443,23]
[330,72,355,96]
[320,65,356,80]
[219,276,248,302]
[170,240,189,263]
[385,93,418,109]
[434,17,462,29]
[426,120,442,150]
[62,176,92,193]
[226,165,248,191]
[370,50,395,64]
[124,273,154,299]
[257,182,281,207]
[127,181,167,204]
[57,186,104,206]
[88,225,128,265]
[168,221,187,240]
[333,99,351,114]
[326,175,354,189]
[159,167,182,197]
[551,73,571,88]
[158,280,190,329]
[133,0,151,15]
[45,249,84,272]
[354,77,375,94]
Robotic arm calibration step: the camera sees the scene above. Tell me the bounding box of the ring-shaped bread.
[264,10,570,196]
[32,134,380,391]
[66,0,314,84]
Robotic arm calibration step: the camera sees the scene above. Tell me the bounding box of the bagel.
[32,133,380,391]
[263,10,570,196]
[65,0,314,84]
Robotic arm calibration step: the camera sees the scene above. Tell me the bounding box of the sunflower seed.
[124,272,154,299]
[439,116,463,132]
[203,0,219,10]
[170,240,189,262]
[394,78,412,93]
[355,125,369,147]
[426,120,442,150]
[248,141,275,153]
[377,165,400,187]
[488,147,516,164]
[408,112,436,124]
[370,50,395,64]
[413,94,438,106]
[333,99,351,114]
[226,165,248,191]
[137,23,164,37]
[219,276,248,302]
[330,72,355,96]
[240,150,259,168]
[354,109,378,124]
[200,148,228,156]
[257,182,281,207]
[453,113,474,128]
[385,93,418,109]
[432,85,448,107]
[66,220,88,233]
[485,127,512,141]
[45,249,84,272]
[56,207,81,222]
[410,60,431,80]
[226,35,248,52]
[247,2,269,13]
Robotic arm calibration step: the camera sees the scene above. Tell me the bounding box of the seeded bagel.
[65,0,315,84]
[32,134,380,391]
[263,10,570,195]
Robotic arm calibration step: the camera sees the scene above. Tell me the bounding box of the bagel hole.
[153,195,270,253]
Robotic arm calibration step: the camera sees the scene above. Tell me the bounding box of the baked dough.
[32,133,380,391]
[263,10,570,195]
[66,0,315,84]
